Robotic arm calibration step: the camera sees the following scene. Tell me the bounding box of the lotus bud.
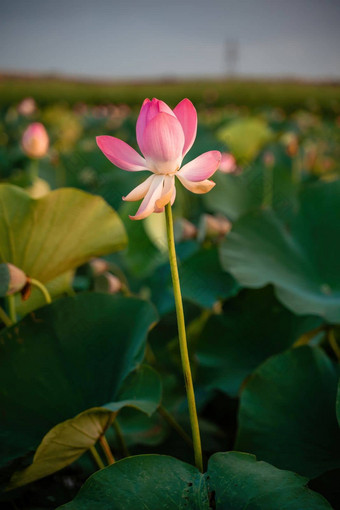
[90,258,110,276]
[106,273,122,294]
[17,97,36,116]
[94,272,122,294]
[0,263,28,296]
[198,214,232,242]
[22,122,49,159]
[263,151,275,167]
[218,153,237,174]
[174,218,197,242]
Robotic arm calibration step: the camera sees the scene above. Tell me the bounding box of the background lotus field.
[0,77,340,509]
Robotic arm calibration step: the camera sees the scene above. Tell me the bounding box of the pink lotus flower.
[22,122,49,159]
[97,98,221,220]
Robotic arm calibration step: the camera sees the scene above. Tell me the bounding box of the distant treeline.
[0,74,340,114]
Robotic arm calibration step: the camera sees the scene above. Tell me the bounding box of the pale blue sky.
[1,0,340,79]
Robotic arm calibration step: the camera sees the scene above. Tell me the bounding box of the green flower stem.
[89,445,105,470]
[158,405,193,449]
[0,305,12,327]
[99,435,115,465]
[113,419,130,457]
[29,159,39,183]
[7,294,17,323]
[30,278,52,304]
[165,202,203,472]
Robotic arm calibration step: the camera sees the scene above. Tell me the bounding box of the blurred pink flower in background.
[17,97,36,116]
[198,214,232,242]
[263,151,275,167]
[97,98,221,220]
[218,152,237,174]
[90,258,110,276]
[21,122,49,158]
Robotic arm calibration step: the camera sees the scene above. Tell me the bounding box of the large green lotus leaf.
[0,293,158,473]
[0,184,127,313]
[217,117,273,163]
[8,408,114,490]
[204,170,262,222]
[220,181,340,322]
[337,380,340,427]
[58,452,331,509]
[146,245,238,314]
[207,452,331,509]
[236,346,340,478]
[196,287,322,396]
[8,365,161,489]
[204,146,296,222]
[178,247,240,309]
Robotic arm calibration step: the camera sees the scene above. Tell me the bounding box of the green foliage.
[217,117,273,163]
[196,287,322,396]
[8,366,161,489]
[1,76,340,114]
[203,145,296,222]
[220,181,340,321]
[178,247,239,309]
[58,452,331,509]
[0,264,10,296]
[337,380,340,427]
[236,346,340,478]
[0,185,127,314]
[1,81,339,508]
[0,294,158,485]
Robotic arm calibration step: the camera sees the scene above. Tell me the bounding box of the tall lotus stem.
[165,202,203,472]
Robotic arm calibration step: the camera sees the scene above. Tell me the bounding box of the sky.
[1,0,340,80]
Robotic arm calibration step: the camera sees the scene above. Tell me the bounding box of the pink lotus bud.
[22,122,49,158]
[263,151,275,167]
[198,214,232,241]
[174,218,197,242]
[106,273,122,294]
[17,97,36,116]
[90,258,110,276]
[6,264,28,295]
[218,153,237,174]
[94,272,122,294]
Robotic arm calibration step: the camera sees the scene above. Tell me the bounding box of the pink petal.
[177,174,215,194]
[96,136,147,172]
[171,185,176,205]
[137,98,175,154]
[155,175,175,209]
[122,174,154,202]
[129,175,165,220]
[177,151,221,182]
[154,205,165,213]
[173,99,197,156]
[142,113,185,173]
